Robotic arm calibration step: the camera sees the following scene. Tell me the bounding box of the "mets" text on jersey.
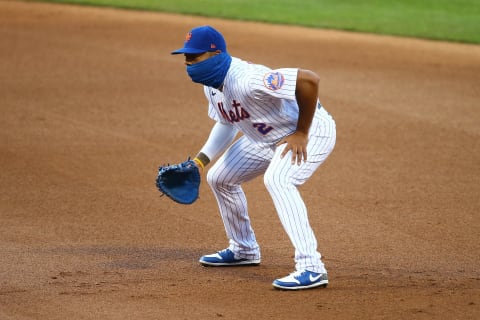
[217,100,250,123]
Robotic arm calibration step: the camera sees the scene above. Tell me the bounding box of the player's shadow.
[43,245,203,270]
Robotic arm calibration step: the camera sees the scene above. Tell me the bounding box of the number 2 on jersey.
[253,123,273,135]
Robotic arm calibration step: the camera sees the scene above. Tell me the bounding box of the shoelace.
[289,270,306,278]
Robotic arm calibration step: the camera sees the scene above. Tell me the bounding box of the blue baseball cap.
[171,26,227,55]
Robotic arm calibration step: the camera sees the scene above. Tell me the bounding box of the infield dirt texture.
[1,1,479,319]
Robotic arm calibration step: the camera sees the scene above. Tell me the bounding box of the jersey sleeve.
[249,68,298,101]
[203,86,229,124]
[207,100,222,123]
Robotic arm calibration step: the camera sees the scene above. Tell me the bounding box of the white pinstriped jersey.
[204,57,310,148]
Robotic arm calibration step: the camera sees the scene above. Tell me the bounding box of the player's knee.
[206,168,224,190]
[263,168,283,193]
[206,169,216,188]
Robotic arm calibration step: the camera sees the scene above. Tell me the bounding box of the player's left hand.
[277,132,308,165]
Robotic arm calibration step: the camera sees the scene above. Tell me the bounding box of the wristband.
[193,157,205,170]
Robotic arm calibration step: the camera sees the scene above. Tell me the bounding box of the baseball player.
[171,26,336,290]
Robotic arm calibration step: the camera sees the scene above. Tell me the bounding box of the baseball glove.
[155,158,201,204]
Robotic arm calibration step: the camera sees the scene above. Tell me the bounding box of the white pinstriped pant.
[206,108,336,273]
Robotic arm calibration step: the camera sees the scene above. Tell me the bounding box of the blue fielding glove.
[155,159,201,205]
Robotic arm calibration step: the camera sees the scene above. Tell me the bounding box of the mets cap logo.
[263,71,285,91]
[185,32,192,42]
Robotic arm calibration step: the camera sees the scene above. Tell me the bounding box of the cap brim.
[171,47,207,55]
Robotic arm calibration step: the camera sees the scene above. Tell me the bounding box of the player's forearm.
[295,69,320,134]
[194,122,238,168]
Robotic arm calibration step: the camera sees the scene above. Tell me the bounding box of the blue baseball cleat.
[199,249,261,266]
[273,270,328,290]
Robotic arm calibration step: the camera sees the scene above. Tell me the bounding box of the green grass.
[32,0,480,44]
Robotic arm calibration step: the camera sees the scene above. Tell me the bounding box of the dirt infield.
[1,1,479,319]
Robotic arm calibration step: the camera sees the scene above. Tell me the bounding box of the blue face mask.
[186,52,232,89]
